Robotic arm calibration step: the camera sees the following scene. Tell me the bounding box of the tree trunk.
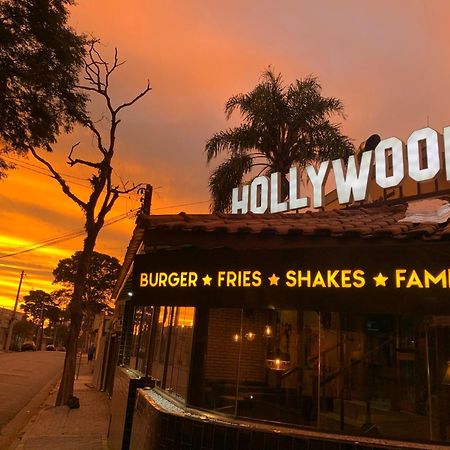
[55,230,98,406]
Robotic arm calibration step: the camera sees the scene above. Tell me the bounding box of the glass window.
[151,307,170,383]
[130,302,449,444]
[150,306,196,403]
[186,308,450,445]
[126,306,155,373]
[197,308,242,414]
[166,307,195,400]
[129,306,143,370]
[136,306,154,373]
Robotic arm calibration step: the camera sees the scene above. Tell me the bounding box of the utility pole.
[36,303,45,350]
[4,270,24,351]
[138,184,153,215]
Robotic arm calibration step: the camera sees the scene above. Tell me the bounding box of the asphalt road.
[0,351,65,433]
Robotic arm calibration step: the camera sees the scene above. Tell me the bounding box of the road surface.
[0,351,64,433]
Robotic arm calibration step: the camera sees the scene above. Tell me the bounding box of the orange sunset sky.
[1,0,450,309]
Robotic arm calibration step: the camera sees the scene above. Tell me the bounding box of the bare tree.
[28,41,151,406]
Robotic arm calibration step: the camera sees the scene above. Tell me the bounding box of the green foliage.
[206,68,355,212]
[13,317,35,340]
[53,251,121,313]
[0,0,87,175]
[22,289,61,324]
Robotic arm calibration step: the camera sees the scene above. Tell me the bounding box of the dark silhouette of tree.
[22,289,61,324]
[21,289,62,348]
[12,318,36,350]
[206,69,354,212]
[0,0,87,177]
[53,251,121,314]
[26,42,150,407]
[0,3,150,406]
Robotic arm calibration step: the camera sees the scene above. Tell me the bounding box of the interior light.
[232,333,241,343]
[245,331,256,341]
[263,325,272,337]
[266,352,291,371]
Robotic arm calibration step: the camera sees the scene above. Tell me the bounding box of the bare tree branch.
[28,145,87,211]
[115,182,143,195]
[115,81,152,114]
[68,142,101,169]
[85,120,107,156]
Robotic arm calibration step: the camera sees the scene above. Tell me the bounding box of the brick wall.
[205,308,268,384]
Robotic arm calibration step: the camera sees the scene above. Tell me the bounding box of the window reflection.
[150,306,195,402]
[128,306,154,372]
[122,304,450,443]
[188,308,450,443]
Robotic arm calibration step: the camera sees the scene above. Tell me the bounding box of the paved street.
[0,351,64,434]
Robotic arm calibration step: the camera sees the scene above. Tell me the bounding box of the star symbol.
[268,273,280,286]
[373,272,388,287]
[202,274,212,286]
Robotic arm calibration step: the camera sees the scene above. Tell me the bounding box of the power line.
[3,157,91,189]
[152,200,209,211]
[4,155,91,182]
[0,208,139,259]
[0,200,210,260]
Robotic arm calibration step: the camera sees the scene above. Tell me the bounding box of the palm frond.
[205,125,258,163]
[206,69,354,210]
[290,120,354,164]
[225,93,247,120]
[209,152,253,212]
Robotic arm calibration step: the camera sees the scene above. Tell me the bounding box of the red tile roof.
[139,202,450,241]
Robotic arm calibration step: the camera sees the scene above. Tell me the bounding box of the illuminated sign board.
[133,245,450,314]
[139,268,450,290]
[231,126,450,214]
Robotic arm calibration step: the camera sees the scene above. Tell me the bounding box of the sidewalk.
[11,359,110,450]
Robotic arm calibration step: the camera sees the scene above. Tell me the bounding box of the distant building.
[0,307,24,350]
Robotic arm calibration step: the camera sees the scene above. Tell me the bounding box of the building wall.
[0,307,23,349]
[205,308,267,384]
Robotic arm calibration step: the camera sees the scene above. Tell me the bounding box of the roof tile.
[141,200,450,242]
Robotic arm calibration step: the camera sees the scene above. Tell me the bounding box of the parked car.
[46,344,56,351]
[57,346,66,352]
[21,341,36,351]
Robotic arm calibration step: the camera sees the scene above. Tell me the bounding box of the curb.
[0,371,62,450]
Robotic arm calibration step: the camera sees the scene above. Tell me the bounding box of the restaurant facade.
[108,127,450,449]
[107,200,450,450]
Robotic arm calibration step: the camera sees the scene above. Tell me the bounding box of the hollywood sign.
[231,126,450,214]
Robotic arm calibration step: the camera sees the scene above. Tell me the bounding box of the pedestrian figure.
[88,344,96,363]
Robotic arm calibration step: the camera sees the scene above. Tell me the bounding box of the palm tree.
[205,69,354,212]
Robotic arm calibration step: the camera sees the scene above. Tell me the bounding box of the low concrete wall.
[130,388,446,450]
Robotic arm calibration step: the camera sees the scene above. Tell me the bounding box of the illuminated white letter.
[306,161,330,208]
[231,185,249,214]
[375,137,405,189]
[332,151,373,204]
[444,126,450,181]
[270,172,288,213]
[288,166,309,210]
[407,127,440,182]
[250,176,269,214]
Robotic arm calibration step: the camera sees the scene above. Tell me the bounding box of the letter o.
[375,137,405,189]
[407,127,440,182]
[250,176,269,213]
